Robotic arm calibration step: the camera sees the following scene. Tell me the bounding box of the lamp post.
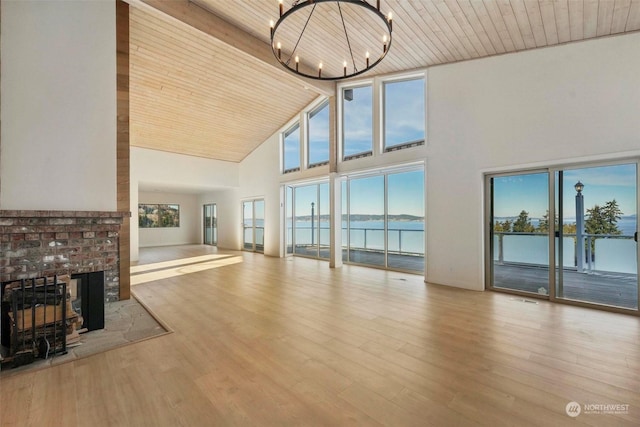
[575,181,585,272]
[311,202,315,246]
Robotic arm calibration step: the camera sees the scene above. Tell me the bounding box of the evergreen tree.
[537,209,576,234]
[512,210,535,232]
[494,220,512,232]
[538,210,551,232]
[603,199,623,232]
[585,200,622,235]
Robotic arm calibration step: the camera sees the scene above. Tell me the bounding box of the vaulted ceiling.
[128,0,640,162]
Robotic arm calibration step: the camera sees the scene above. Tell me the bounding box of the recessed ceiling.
[130,0,640,163]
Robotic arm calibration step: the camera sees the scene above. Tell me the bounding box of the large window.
[308,101,329,167]
[383,78,425,151]
[286,182,330,260]
[283,123,300,173]
[342,85,373,160]
[342,167,425,273]
[138,204,180,228]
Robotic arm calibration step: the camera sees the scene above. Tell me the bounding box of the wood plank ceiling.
[130,0,640,162]
[129,5,321,162]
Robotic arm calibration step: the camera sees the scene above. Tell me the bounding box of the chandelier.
[270,0,393,81]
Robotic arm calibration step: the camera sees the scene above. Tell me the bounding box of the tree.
[494,219,512,232]
[537,210,576,234]
[603,199,623,232]
[585,200,623,236]
[512,210,535,232]
[538,210,551,232]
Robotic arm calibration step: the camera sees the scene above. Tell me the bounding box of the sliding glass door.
[488,171,550,295]
[243,199,264,253]
[555,164,638,309]
[343,167,425,273]
[203,203,217,246]
[286,182,329,260]
[487,161,639,312]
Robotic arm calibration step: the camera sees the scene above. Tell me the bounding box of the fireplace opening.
[70,271,105,332]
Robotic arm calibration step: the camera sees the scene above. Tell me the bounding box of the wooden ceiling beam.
[126,0,335,97]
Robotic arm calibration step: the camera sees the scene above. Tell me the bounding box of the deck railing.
[493,232,636,274]
[287,226,425,256]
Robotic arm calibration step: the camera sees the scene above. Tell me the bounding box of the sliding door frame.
[484,168,552,299]
[485,159,640,316]
[242,198,264,253]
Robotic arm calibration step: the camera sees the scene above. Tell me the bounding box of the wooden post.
[117,0,131,300]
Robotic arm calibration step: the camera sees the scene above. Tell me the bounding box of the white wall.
[138,191,200,248]
[427,33,640,290]
[239,134,282,256]
[238,33,640,292]
[130,147,240,261]
[199,189,241,250]
[0,0,116,210]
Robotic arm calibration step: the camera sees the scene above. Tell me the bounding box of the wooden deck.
[493,264,639,310]
[2,245,639,426]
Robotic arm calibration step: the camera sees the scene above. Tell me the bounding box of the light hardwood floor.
[2,245,639,426]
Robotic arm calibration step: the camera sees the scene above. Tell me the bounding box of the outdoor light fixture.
[270,0,393,81]
[574,181,584,193]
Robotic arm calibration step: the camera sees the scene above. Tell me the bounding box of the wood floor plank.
[2,245,639,426]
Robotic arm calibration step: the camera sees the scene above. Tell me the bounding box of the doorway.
[243,199,264,253]
[203,203,217,246]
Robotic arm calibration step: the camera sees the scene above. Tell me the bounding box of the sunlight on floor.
[131,255,243,285]
[131,254,234,274]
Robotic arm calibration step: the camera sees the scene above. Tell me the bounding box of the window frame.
[306,99,330,168]
[340,82,374,162]
[138,203,180,228]
[282,121,301,174]
[380,74,426,153]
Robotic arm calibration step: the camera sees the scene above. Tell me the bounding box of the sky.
[384,79,425,147]
[289,170,424,219]
[348,171,425,217]
[283,123,300,170]
[289,77,425,165]
[343,79,425,156]
[493,163,637,219]
[343,85,373,157]
[308,102,329,165]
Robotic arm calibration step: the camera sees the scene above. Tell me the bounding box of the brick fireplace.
[0,210,127,302]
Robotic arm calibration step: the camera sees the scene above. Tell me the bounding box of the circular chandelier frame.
[270,0,393,81]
